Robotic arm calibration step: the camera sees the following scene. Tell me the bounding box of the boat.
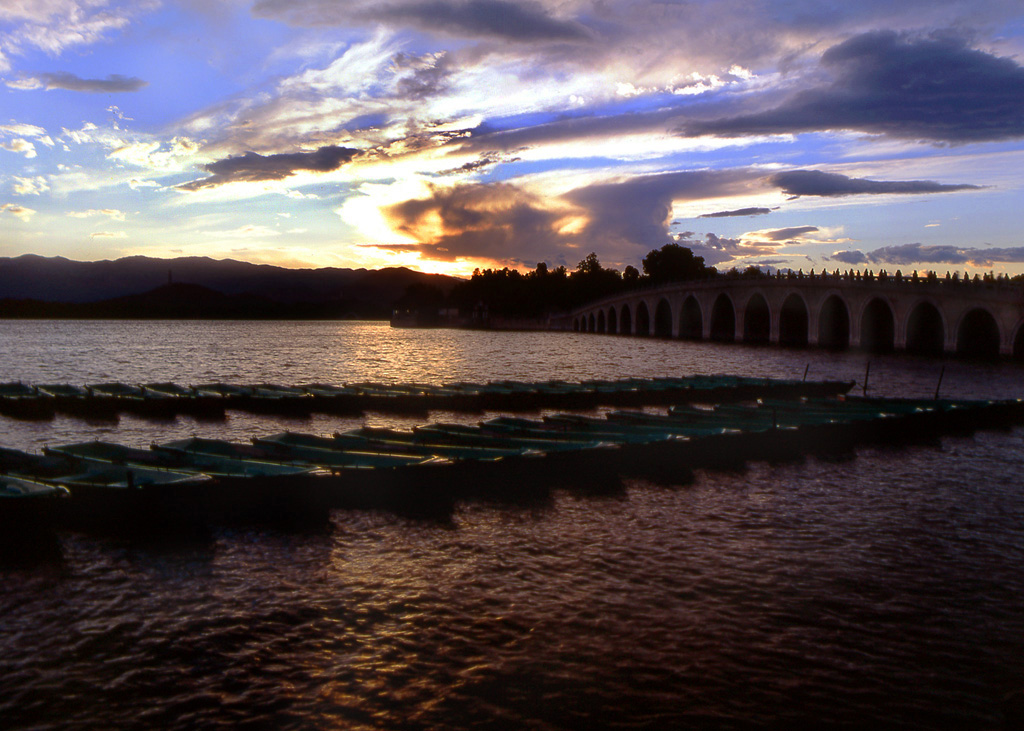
[0,474,69,530]
[36,383,119,420]
[160,436,444,471]
[141,382,226,419]
[0,382,54,420]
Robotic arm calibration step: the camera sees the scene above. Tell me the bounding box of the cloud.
[698,207,773,218]
[759,226,820,242]
[0,138,36,158]
[128,179,160,190]
[0,1,138,72]
[89,231,127,239]
[372,168,771,267]
[564,168,765,255]
[768,170,981,197]
[8,72,148,93]
[0,122,47,137]
[829,243,1024,267]
[68,209,126,221]
[391,51,454,100]
[379,181,570,263]
[684,31,1024,142]
[179,145,359,190]
[253,0,588,43]
[829,250,870,265]
[200,225,282,239]
[666,232,751,267]
[12,175,48,195]
[0,203,35,221]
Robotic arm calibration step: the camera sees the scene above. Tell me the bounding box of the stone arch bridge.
[550,274,1024,357]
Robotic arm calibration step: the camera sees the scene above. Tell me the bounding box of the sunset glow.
[2,2,1024,275]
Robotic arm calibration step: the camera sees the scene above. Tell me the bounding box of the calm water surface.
[2,321,1023,730]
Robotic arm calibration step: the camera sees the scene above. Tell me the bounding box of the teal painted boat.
[169,435,444,471]
[0,382,53,420]
[482,416,687,446]
[153,439,322,478]
[260,430,531,463]
[413,423,610,453]
[0,474,69,533]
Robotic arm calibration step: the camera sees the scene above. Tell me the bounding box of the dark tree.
[642,243,715,283]
[568,253,623,305]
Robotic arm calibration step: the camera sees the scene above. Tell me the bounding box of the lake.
[1,320,1023,730]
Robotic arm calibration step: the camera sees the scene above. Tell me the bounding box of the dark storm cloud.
[670,232,751,267]
[392,52,454,100]
[698,207,773,218]
[378,0,588,41]
[761,226,819,241]
[252,0,587,42]
[180,145,359,190]
[828,250,870,265]
[684,31,1024,142]
[829,244,1024,267]
[769,170,981,197]
[565,169,762,250]
[381,182,568,262]
[374,170,762,266]
[25,72,147,92]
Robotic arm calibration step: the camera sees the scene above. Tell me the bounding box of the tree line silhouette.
[397,244,754,318]
[397,243,1024,320]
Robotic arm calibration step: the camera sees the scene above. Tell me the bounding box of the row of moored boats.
[3,380,1022,534]
[0,375,854,420]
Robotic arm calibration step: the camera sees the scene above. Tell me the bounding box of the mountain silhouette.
[0,255,460,318]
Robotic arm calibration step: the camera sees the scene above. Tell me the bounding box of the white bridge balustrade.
[550,272,1024,357]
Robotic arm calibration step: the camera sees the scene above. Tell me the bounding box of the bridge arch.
[636,301,651,336]
[1014,321,1024,359]
[587,312,595,333]
[680,296,703,339]
[818,294,850,349]
[905,300,945,356]
[743,292,770,344]
[654,298,673,338]
[710,293,736,342]
[607,306,617,335]
[620,304,632,335]
[860,298,895,352]
[779,293,809,347]
[596,309,606,334]
[956,307,1000,358]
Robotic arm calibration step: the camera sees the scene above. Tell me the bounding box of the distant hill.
[0,255,461,318]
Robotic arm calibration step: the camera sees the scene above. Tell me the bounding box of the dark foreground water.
[2,321,1024,730]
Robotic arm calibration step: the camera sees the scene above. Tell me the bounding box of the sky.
[2,1,1024,277]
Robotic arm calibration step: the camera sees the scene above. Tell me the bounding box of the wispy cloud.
[68,209,126,221]
[8,71,148,92]
[0,1,144,72]
[0,203,36,222]
[12,176,49,195]
[699,207,773,218]
[0,138,36,158]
